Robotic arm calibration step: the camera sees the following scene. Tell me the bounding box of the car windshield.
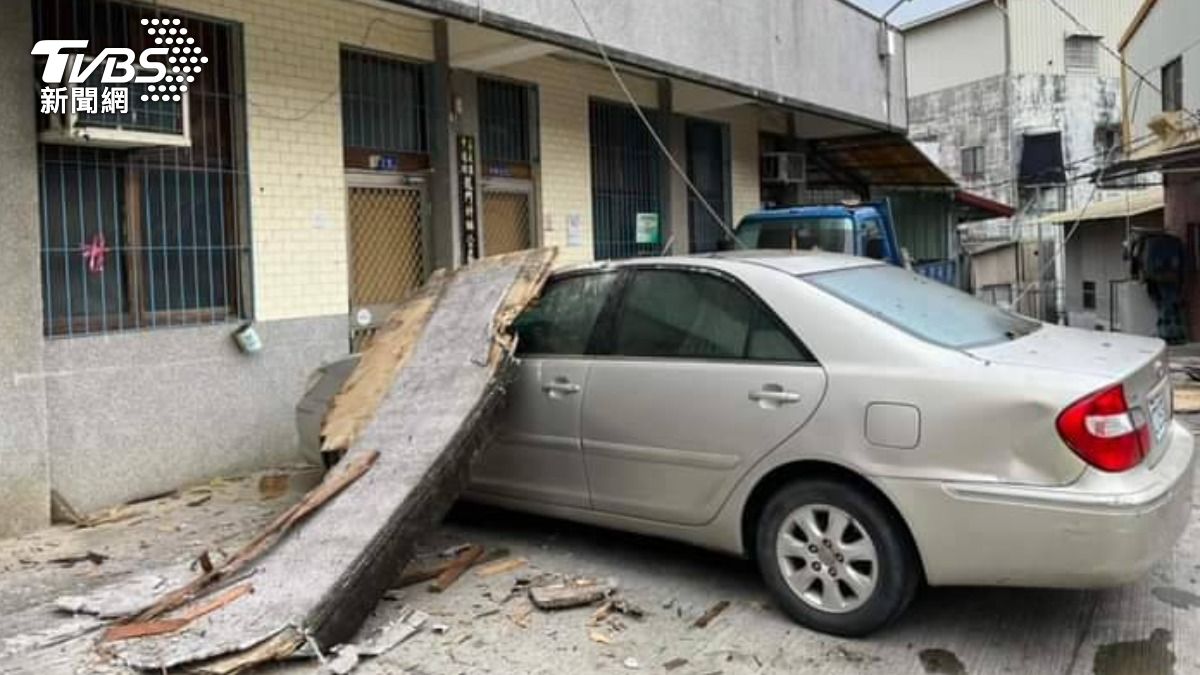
[736,217,855,254]
[805,265,1041,349]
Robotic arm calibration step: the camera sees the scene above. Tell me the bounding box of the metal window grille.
[340,48,429,155]
[479,78,531,164]
[34,0,251,338]
[589,99,663,260]
[1064,36,1099,73]
[685,118,729,253]
[1162,58,1183,113]
[960,145,985,180]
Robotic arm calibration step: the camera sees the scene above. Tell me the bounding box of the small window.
[961,146,985,181]
[612,269,809,362]
[1082,281,1097,310]
[1065,36,1099,72]
[1163,57,1184,113]
[513,273,617,356]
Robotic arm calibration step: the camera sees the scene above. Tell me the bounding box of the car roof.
[555,250,882,278]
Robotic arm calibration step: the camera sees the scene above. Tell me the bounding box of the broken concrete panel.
[106,249,556,671]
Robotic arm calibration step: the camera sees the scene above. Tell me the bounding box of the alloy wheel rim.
[775,503,879,614]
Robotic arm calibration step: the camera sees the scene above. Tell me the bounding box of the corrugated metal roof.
[808,133,957,188]
[1034,187,1163,224]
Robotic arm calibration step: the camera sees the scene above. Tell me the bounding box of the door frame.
[343,170,429,349]
[479,176,538,256]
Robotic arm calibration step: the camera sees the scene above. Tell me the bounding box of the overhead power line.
[565,0,743,252]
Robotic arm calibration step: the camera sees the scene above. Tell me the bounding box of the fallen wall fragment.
[103,248,557,671]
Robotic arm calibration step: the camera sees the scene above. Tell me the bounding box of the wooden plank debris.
[395,547,510,587]
[105,249,557,672]
[429,545,485,592]
[692,600,730,628]
[475,557,527,578]
[102,584,253,642]
[528,578,614,610]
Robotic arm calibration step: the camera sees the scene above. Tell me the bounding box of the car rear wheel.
[755,479,918,636]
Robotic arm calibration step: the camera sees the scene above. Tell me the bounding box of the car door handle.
[749,386,801,405]
[542,378,581,397]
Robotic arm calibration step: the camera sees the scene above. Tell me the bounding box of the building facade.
[1109,0,1200,338]
[0,0,951,536]
[905,0,1142,217]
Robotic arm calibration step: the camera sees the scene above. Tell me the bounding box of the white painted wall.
[1122,0,1200,137]
[904,2,1006,97]
[1008,0,1143,78]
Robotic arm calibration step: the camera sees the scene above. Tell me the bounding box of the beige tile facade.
[150,0,765,314]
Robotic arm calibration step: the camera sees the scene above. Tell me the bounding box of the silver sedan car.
[298,252,1195,636]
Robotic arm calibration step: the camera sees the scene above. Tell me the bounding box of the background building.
[904,0,1142,218]
[0,0,959,535]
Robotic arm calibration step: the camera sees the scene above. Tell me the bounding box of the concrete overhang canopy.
[808,132,957,188]
[1034,187,1164,225]
[955,190,1015,221]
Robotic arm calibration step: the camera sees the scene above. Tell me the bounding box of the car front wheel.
[755,478,919,636]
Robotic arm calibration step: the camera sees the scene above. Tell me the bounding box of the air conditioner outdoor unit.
[761,151,806,185]
[38,56,191,149]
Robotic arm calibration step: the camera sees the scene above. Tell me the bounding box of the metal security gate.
[589,99,662,260]
[482,185,533,256]
[686,119,729,253]
[346,182,425,351]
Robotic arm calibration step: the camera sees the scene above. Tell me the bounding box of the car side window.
[512,272,617,356]
[612,269,810,362]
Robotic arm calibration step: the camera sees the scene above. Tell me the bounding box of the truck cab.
[732,203,903,266]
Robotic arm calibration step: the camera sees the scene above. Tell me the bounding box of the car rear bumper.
[879,421,1195,588]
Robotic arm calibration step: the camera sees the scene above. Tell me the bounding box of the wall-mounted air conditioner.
[38,56,191,149]
[761,151,805,185]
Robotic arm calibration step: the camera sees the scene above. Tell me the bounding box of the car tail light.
[1056,384,1148,472]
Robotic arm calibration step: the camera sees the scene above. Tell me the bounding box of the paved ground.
[2,424,1199,674]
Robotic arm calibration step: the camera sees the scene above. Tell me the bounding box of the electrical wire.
[1044,0,1200,128]
[564,0,743,252]
[1009,141,1122,311]
[248,16,430,123]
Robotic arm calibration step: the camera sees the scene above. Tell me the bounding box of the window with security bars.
[1163,57,1183,113]
[479,77,532,166]
[960,145,985,181]
[34,0,251,337]
[340,48,430,168]
[1064,35,1099,73]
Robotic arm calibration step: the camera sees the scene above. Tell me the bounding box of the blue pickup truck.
[731,202,958,286]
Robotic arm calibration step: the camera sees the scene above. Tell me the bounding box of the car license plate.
[1148,386,1170,444]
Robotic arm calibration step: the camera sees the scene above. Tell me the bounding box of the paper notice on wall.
[566,213,583,247]
[635,212,660,245]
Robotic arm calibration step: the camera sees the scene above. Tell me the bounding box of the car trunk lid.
[968,325,1172,466]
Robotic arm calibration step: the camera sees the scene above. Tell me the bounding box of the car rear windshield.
[736,217,854,254]
[805,265,1041,349]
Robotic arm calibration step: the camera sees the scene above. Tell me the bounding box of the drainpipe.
[879,0,910,128]
[996,0,1014,208]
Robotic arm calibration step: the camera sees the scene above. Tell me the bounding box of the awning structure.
[806,132,957,190]
[1034,187,1164,225]
[955,190,1015,221]
[1101,112,1200,182]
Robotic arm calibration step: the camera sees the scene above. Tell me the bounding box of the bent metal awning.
[805,132,957,191]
